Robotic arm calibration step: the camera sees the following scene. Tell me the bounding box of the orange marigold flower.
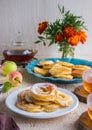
[64,26,76,38]
[78,30,87,44]
[38,21,48,34]
[55,32,64,42]
[68,35,80,46]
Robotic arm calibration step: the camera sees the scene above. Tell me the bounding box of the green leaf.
[48,39,55,46]
[38,36,45,40]
[62,6,65,14]
[2,81,13,93]
[35,40,41,44]
[58,5,64,14]
[43,41,46,46]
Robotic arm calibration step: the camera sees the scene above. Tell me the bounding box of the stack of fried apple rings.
[33,60,91,80]
[16,83,73,112]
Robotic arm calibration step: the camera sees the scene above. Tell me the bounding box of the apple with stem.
[7,71,23,87]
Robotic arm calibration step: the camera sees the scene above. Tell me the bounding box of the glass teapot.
[3,32,37,63]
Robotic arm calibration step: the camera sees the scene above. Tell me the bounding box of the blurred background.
[0,0,91,60]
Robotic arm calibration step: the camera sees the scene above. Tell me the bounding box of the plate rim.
[5,86,79,119]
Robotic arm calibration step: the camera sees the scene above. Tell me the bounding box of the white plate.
[5,87,79,119]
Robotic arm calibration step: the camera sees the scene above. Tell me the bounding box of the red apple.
[1,61,17,75]
[8,71,23,87]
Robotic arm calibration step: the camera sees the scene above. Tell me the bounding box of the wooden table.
[0,68,88,130]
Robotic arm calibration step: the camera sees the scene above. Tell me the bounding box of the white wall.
[0,0,92,60]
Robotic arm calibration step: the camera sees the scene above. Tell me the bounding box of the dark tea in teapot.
[3,49,37,63]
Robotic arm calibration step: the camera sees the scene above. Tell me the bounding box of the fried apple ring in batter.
[17,90,31,102]
[29,83,57,101]
[43,102,62,112]
[33,67,49,76]
[51,74,73,80]
[49,63,72,76]
[54,90,73,107]
[37,60,54,67]
[25,93,53,105]
[72,65,91,71]
[56,60,74,68]
[16,101,43,112]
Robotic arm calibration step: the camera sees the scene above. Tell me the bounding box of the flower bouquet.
[35,5,87,58]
